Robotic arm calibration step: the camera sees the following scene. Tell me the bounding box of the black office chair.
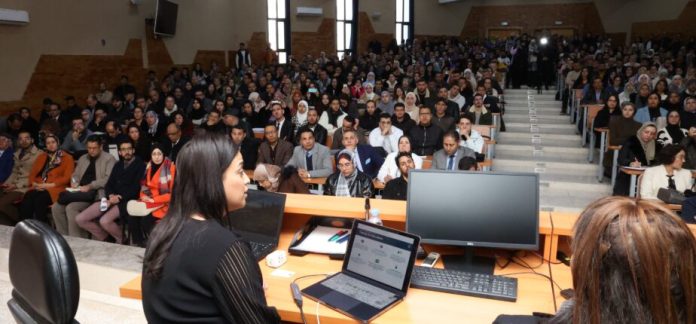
[7,219,80,324]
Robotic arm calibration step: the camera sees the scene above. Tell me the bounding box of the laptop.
[302,220,420,322]
[226,189,286,261]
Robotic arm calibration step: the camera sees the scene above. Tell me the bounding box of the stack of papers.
[292,225,351,254]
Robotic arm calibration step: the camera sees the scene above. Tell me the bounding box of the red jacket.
[140,161,176,219]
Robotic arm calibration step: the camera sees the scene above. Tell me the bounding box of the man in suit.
[230,125,259,170]
[0,131,40,225]
[270,102,294,142]
[581,77,610,105]
[339,129,384,179]
[295,108,328,146]
[52,136,116,238]
[464,93,493,126]
[331,115,367,150]
[433,131,476,170]
[287,128,333,179]
[257,123,293,167]
[162,123,190,163]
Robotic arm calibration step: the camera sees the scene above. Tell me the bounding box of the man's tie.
[667,175,676,190]
[447,155,455,170]
[305,151,313,171]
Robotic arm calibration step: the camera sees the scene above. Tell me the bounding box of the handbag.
[57,190,96,205]
[657,187,685,205]
[126,200,163,217]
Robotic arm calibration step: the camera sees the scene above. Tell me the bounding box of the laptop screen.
[226,190,286,240]
[345,221,418,291]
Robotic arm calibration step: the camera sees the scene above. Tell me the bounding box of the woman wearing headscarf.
[20,134,75,223]
[291,100,309,136]
[188,98,207,126]
[145,110,165,142]
[129,144,176,246]
[656,110,687,149]
[252,163,309,194]
[248,92,266,113]
[613,122,657,196]
[324,149,373,197]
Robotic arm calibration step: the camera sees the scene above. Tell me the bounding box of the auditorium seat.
[7,219,80,324]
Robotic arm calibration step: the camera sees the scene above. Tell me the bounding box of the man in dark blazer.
[295,109,328,146]
[581,77,610,105]
[162,123,190,163]
[230,125,259,170]
[270,102,294,142]
[287,128,333,178]
[257,123,293,167]
[432,131,476,170]
[337,129,384,179]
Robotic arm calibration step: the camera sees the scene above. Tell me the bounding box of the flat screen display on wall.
[154,0,178,37]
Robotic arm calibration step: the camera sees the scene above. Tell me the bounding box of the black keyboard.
[248,241,275,260]
[410,266,518,302]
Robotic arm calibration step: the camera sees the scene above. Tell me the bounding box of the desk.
[120,229,574,323]
[620,167,644,197]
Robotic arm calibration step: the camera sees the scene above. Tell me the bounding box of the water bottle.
[100,197,108,212]
[367,208,383,226]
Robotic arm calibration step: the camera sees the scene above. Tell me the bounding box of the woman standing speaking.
[142,133,280,323]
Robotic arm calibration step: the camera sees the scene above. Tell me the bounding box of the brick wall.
[631,0,696,40]
[460,3,605,39]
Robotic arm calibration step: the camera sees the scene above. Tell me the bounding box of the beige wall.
[290,0,392,34]
[594,0,690,37]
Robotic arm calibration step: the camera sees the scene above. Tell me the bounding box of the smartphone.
[420,252,440,268]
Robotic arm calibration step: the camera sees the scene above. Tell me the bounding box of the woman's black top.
[142,219,281,324]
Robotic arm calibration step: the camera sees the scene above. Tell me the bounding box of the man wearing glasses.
[74,139,145,244]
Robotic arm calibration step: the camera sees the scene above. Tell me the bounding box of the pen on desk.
[328,230,348,242]
[336,233,351,243]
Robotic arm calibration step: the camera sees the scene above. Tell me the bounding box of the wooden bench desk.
[120,229,574,323]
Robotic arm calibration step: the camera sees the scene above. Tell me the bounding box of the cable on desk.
[315,300,322,324]
[290,274,331,324]
[547,211,558,312]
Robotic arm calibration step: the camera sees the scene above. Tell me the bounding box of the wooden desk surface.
[120,230,574,324]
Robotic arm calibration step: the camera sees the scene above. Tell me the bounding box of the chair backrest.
[586,104,604,129]
[8,220,80,324]
[574,89,583,100]
[422,159,433,170]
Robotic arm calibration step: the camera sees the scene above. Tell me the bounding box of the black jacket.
[391,114,416,135]
[324,171,374,198]
[240,137,260,170]
[382,177,407,201]
[295,123,328,147]
[359,109,382,132]
[409,123,443,156]
[105,157,146,201]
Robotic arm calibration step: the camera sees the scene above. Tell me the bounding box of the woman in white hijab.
[404,92,419,122]
[248,92,266,113]
[291,100,309,135]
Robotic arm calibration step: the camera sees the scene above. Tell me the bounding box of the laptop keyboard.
[321,273,398,309]
[247,241,274,260]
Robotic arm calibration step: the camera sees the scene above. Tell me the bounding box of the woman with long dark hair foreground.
[551,196,696,323]
[141,133,280,323]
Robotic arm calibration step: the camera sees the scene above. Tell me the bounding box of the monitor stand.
[441,248,495,275]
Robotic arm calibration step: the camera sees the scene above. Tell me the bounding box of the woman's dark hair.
[657,144,684,165]
[458,156,478,170]
[143,133,240,279]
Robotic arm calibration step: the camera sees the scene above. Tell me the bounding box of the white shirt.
[640,165,693,200]
[456,129,485,154]
[368,126,403,154]
[377,153,423,183]
[449,94,466,109]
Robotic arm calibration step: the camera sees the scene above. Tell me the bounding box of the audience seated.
[359,100,381,132]
[0,131,40,225]
[102,120,128,153]
[382,152,414,201]
[230,125,259,170]
[551,197,696,323]
[458,156,479,171]
[252,164,310,194]
[0,133,14,183]
[455,115,485,154]
[318,98,347,136]
[75,140,145,244]
[464,93,493,125]
[409,106,443,156]
[294,108,327,146]
[324,150,373,197]
[376,135,423,183]
[162,123,190,162]
[580,77,609,105]
[680,126,696,169]
[291,100,309,135]
[127,124,152,162]
[681,97,696,129]
[656,110,687,149]
[61,117,92,158]
[593,95,621,129]
[337,129,384,179]
[52,136,115,238]
[613,122,657,196]
[286,129,333,179]
[390,102,416,135]
[433,131,476,170]
[129,144,175,247]
[368,113,403,155]
[331,115,367,150]
[144,111,166,142]
[639,144,691,200]
[634,93,668,124]
[432,98,456,132]
[257,123,293,167]
[19,134,74,223]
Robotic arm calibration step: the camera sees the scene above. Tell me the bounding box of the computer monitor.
[406,170,539,274]
[226,190,286,259]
